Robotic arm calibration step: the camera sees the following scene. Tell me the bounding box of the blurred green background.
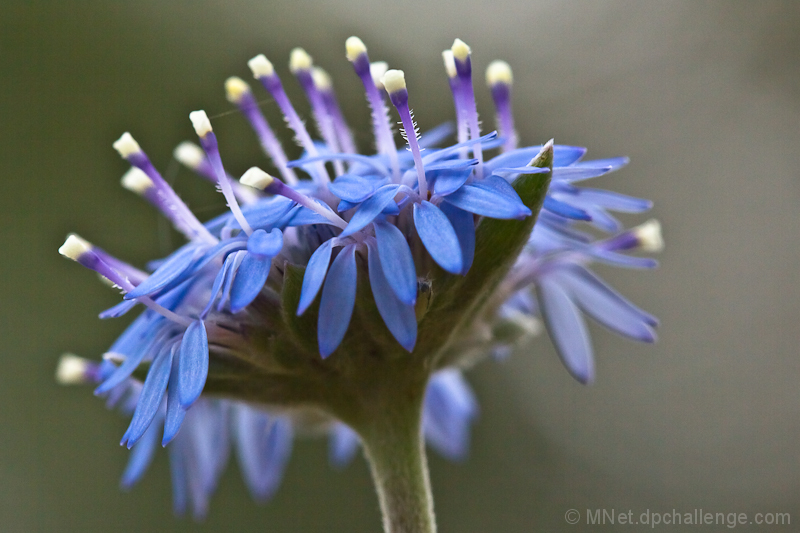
[2,1,799,531]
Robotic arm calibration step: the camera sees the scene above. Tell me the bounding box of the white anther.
[506,310,542,337]
[442,50,457,79]
[173,142,205,169]
[289,48,313,73]
[370,61,389,89]
[120,167,154,194]
[634,219,664,252]
[55,354,92,385]
[345,36,367,62]
[248,54,275,78]
[59,234,92,261]
[189,110,213,137]
[112,132,142,158]
[486,60,513,86]
[381,69,406,94]
[451,38,471,62]
[311,67,332,91]
[225,76,251,103]
[102,352,126,364]
[240,166,275,190]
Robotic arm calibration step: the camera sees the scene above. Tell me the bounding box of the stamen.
[248,54,331,185]
[600,220,664,253]
[59,234,192,326]
[240,167,347,230]
[382,70,428,199]
[113,133,217,244]
[290,49,345,176]
[190,110,254,236]
[442,50,468,148]
[173,142,259,205]
[313,67,357,157]
[346,37,401,181]
[225,77,299,185]
[486,60,517,152]
[450,39,484,177]
[56,354,99,385]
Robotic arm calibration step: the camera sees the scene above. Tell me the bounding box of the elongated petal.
[573,156,629,171]
[162,346,186,446]
[340,184,399,237]
[99,299,138,319]
[413,201,463,274]
[328,173,379,202]
[432,168,473,196]
[575,188,653,212]
[367,242,417,351]
[122,344,173,448]
[297,240,333,315]
[120,413,161,489]
[200,254,236,319]
[374,220,417,305]
[551,166,612,183]
[444,183,531,219]
[318,245,357,357]
[423,370,478,461]
[536,276,594,384]
[125,245,199,299]
[177,320,209,408]
[329,423,360,468]
[229,254,271,313]
[543,196,591,221]
[439,202,475,275]
[486,144,586,172]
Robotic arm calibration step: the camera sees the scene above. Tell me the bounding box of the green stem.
[356,380,436,533]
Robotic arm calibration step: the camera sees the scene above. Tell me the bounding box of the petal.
[443,182,531,219]
[339,184,400,237]
[551,166,612,183]
[439,202,475,275]
[121,343,173,448]
[367,242,417,352]
[318,245,357,358]
[486,144,586,172]
[536,276,594,384]
[200,253,236,319]
[229,253,271,313]
[217,250,246,312]
[573,156,629,171]
[413,201,463,274]
[247,228,283,258]
[432,168,473,196]
[543,196,592,221]
[120,412,161,489]
[328,173,380,203]
[374,220,417,305]
[297,240,333,315]
[423,369,478,461]
[125,244,200,299]
[162,347,186,446]
[329,423,360,468]
[177,320,209,408]
[99,299,138,319]
[574,188,653,212]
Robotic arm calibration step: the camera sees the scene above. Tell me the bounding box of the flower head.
[58,36,661,519]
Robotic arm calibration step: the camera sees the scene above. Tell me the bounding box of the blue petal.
[221,196,294,232]
[422,132,499,164]
[233,408,294,502]
[318,245,357,358]
[340,184,400,237]
[574,188,653,212]
[122,343,173,448]
[423,369,478,461]
[543,196,592,221]
[536,276,594,384]
[297,240,333,315]
[432,168,473,196]
[444,181,531,219]
[200,254,236,319]
[125,245,200,299]
[328,173,381,203]
[374,220,417,305]
[552,166,612,183]
[439,202,475,275]
[247,228,283,258]
[283,205,336,227]
[573,156,629,172]
[177,320,209,408]
[95,336,156,395]
[258,418,293,501]
[99,299,138,319]
[337,199,357,212]
[120,412,161,489]
[168,445,188,516]
[425,158,478,172]
[288,152,389,176]
[329,423,360,468]
[413,201,463,274]
[559,264,658,328]
[486,144,586,173]
[229,254,271,313]
[217,250,246,312]
[367,242,417,351]
[162,347,186,446]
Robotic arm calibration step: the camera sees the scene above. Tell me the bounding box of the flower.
[57,36,661,522]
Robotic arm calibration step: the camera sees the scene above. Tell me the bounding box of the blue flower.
[57,36,661,518]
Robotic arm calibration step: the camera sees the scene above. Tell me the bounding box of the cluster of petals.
[58,36,660,515]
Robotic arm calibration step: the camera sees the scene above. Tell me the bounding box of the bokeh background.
[2,1,799,531]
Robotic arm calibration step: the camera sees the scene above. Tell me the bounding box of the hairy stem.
[354,375,436,533]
